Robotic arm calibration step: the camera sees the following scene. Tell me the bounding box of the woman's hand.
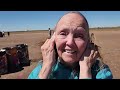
[79,43,99,79]
[41,32,56,66]
[39,33,56,79]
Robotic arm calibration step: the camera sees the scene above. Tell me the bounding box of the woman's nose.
[66,35,75,47]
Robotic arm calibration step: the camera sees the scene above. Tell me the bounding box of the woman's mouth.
[64,49,76,54]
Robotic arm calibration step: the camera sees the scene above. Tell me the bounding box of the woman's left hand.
[79,43,99,79]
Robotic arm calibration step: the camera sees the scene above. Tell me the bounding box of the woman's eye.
[60,32,66,35]
[78,35,84,38]
[74,34,84,39]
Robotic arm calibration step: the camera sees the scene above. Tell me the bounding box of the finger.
[93,51,98,59]
[91,51,98,63]
[88,50,96,65]
[41,39,51,51]
[89,50,95,59]
[48,32,55,45]
[49,32,56,50]
[50,32,55,41]
[42,33,56,51]
[45,39,50,43]
[43,39,50,46]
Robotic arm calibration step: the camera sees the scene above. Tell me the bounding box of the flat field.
[0,28,120,79]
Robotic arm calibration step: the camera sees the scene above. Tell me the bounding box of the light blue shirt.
[28,60,113,79]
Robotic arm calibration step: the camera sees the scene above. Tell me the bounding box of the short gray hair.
[54,11,89,31]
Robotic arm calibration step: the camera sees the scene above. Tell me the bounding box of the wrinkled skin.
[39,13,98,79]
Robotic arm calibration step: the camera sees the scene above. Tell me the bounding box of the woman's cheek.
[55,39,65,57]
[76,41,87,54]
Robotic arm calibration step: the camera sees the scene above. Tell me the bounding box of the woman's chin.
[62,57,78,64]
[60,58,79,68]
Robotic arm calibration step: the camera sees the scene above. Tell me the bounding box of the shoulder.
[28,60,43,79]
[96,64,113,79]
[91,59,113,79]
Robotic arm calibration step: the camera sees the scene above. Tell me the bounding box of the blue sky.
[0,11,120,31]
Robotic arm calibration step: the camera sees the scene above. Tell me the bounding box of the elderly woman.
[28,11,113,79]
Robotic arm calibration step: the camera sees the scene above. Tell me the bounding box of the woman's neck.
[59,59,79,71]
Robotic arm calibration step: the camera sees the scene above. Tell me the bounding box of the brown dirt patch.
[0,29,120,79]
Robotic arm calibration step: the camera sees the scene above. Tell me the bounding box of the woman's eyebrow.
[59,28,69,32]
[77,26,86,30]
[76,29,86,33]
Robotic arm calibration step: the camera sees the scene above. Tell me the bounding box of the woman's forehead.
[55,23,88,33]
[59,15,85,25]
[56,14,88,31]
[57,25,85,31]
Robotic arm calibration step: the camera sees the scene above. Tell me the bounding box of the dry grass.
[0,29,120,79]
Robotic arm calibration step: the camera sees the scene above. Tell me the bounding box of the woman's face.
[55,13,89,66]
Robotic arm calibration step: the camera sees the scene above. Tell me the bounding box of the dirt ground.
[0,29,120,79]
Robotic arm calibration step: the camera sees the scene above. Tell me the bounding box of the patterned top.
[28,60,113,79]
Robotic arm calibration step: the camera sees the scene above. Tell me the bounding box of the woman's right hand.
[41,32,56,66]
[38,33,56,79]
